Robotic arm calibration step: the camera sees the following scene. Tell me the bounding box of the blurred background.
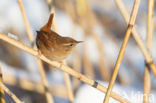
[0,0,156,103]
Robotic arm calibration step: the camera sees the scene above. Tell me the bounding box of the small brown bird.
[36,13,82,61]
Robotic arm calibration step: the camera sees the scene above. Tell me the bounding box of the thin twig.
[115,0,156,76]
[3,70,67,98]
[91,33,111,81]
[75,0,111,80]
[0,64,5,103]
[64,72,74,103]
[18,0,34,43]
[72,50,82,90]
[71,24,82,90]
[36,58,54,103]
[143,0,154,102]
[103,0,140,102]
[0,33,130,103]
[0,83,22,103]
[83,38,95,78]
[63,61,74,103]
[18,0,54,103]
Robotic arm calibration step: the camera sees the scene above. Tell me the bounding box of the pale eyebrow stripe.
[63,43,72,46]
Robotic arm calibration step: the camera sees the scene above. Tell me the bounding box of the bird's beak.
[76,41,83,43]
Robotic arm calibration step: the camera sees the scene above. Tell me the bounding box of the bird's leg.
[58,60,67,69]
[37,49,42,57]
[58,61,64,69]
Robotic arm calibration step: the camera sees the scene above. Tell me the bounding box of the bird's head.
[58,37,82,54]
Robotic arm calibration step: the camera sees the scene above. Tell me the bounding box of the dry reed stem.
[64,72,74,103]
[46,0,52,5]
[78,0,111,81]
[83,39,95,78]
[72,50,82,90]
[66,0,96,80]
[83,52,95,78]
[0,83,22,103]
[75,0,111,80]
[46,1,75,102]
[64,0,77,23]
[0,33,130,103]
[103,0,140,102]
[65,0,94,89]
[143,0,154,102]
[66,0,93,89]
[146,1,154,48]
[76,0,88,16]
[63,61,74,103]
[115,0,156,76]
[102,31,130,85]
[18,0,34,43]
[91,33,111,81]
[144,66,151,102]
[36,58,54,103]
[0,65,5,103]
[18,0,54,103]
[71,26,82,90]
[3,72,68,98]
[79,20,110,81]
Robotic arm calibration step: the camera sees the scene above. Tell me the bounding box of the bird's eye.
[69,44,73,46]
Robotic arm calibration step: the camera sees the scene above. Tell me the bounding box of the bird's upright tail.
[40,13,54,31]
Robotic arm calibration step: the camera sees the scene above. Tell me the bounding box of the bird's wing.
[36,31,53,49]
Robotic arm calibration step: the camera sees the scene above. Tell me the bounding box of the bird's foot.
[58,61,64,69]
[37,50,42,58]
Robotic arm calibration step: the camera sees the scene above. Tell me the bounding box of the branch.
[104,0,140,102]
[0,33,130,103]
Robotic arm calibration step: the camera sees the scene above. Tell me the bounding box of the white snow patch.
[75,82,156,103]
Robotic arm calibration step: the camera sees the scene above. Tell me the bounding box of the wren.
[36,13,82,61]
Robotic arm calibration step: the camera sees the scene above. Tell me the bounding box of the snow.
[75,82,156,103]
